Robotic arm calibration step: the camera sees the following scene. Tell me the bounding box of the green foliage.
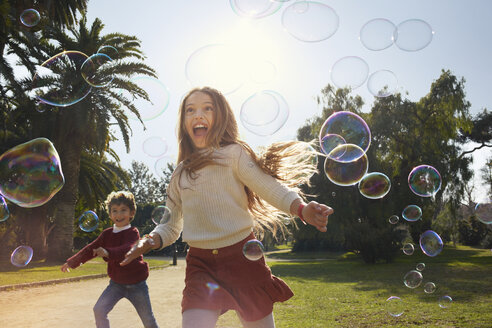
[458,215,489,246]
[295,70,476,263]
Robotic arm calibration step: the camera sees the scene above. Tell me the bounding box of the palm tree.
[22,17,157,261]
[0,0,87,98]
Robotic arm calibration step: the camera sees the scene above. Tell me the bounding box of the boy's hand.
[93,247,109,258]
[120,235,157,266]
[61,263,71,273]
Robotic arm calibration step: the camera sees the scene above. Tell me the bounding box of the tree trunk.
[16,205,53,261]
[47,139,82,262]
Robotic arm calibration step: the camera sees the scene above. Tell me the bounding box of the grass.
[0,257,168,287]
[1,245,490,327]
[215,245,492,328]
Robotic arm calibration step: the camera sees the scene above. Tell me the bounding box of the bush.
[458,215,488,246]
[344,217,402,264]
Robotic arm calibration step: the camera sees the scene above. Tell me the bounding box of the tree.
[20,17,157,261]
[128,161,167,205]
[295,70,475,263]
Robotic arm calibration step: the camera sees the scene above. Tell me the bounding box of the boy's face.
[184,91,215,149]
[109,203,135,228]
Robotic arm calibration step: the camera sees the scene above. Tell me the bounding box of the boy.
[61,190,159,328]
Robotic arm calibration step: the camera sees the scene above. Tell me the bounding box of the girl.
[121,87,333,328]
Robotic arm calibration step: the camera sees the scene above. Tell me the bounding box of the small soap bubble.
[385,296,404,317]
[78,210,99,232]
[403,270,423,288]
[358,172,391,199]
[281,1,339,42]
[142,136,168,158]
[81,53,114,88]
[97,45,119,60]
[402,205,422,222]
[11,245,34,267]
[320,134,346,156]
[240,90,289,136]
[424,282,436,294]
[242,239,265,261]
[416,263,425,271]
[229,0,283,19]
[0,196,9,222]
[388,215,399,224]
[367,70,398,98]
[318,111,371,162]
[402,243,415,255]
[438,295,452,308]
[419,230,443,257]
[151,205,171,225]
[331,56,369,90]
[20,9,40,27]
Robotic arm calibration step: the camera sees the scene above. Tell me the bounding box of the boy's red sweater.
[66,227,149,284]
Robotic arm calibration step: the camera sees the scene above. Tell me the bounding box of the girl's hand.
[61,263,71,273]
[120,235,157,266]
[93,247,109,258]
[302,201,334,232]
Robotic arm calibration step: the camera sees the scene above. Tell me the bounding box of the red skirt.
[182,232,293,322]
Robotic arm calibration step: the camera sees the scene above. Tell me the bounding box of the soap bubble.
[388,215,399,224]
[438,295,452,308]
[424,282,436,294]
[408,165,441,197]
[403,270,423,288]
[151,205,171,225]
[11,245,34,267]
[402,205,422,222]
[402,243,415,255]
[358,172,391,199]
[0,196,9,222]
[385,296,404,317]
[474,201,492,225]
[0,138,65,208]
[20,9,40,27]
[242,239,265,261]
[78,210,99,232]
[416,263,425,271]
[419,230,443,257]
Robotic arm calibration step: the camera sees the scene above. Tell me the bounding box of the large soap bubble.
[408,165,441,197]
[0,138,64,208]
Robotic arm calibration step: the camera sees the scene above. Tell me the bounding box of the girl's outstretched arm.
[120,233,161,266]
[290,198,334,232]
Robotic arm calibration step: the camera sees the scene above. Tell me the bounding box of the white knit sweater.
[152,143,300,249]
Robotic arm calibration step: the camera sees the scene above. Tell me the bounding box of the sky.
[84,0,492,200]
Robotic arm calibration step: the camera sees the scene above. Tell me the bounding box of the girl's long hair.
[174,86,318,239]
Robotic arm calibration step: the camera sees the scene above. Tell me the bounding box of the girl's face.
[184,91,215,149]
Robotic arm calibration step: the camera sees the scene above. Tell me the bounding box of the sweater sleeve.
[152,166,184,249]
[233,144,301,215]
[65,230,105,269]
[105,228,140,262]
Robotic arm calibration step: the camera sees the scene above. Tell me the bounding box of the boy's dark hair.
[105,191,137,219]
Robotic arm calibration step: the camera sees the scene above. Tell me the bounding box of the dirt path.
[0,260,186,328]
